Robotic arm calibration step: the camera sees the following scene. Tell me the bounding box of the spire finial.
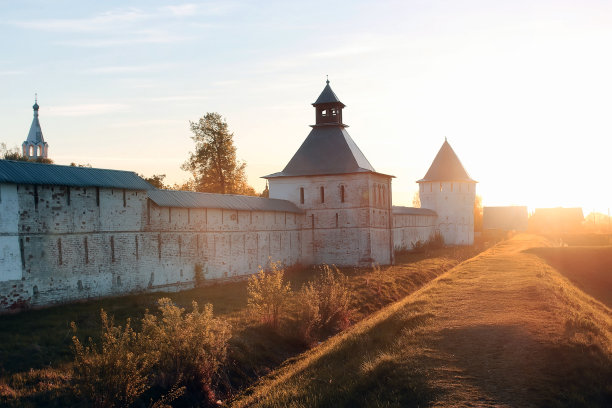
[326,74,329,85]
[35,93,37,104]
[33,93,39,111]
[445,136,447,142]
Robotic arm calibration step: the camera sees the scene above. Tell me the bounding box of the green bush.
[296,265,352,342]
[141,298,231,398]
[71,310,156,408]
[247,261,292,329]
[71,298,230,407]
[411,231,445,252]
[194,263,206,287]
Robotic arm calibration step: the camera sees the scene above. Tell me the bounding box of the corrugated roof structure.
[392,206,437,216]
[265,127,380,178]
[148,189,303,213]
[0,160,154,190]
[418,139,475,183]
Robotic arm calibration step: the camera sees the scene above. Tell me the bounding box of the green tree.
[1,142,53,163]
[182,113,256,195]
[140,173,168,189]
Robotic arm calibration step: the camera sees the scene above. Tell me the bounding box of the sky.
[1,0,611,214]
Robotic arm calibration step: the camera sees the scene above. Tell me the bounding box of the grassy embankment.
[0,245,482,406]
[232,234,612,407]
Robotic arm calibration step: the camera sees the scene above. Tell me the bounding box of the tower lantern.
[312,78,346,127]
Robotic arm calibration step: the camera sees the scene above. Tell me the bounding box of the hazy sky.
[1,0,611,213]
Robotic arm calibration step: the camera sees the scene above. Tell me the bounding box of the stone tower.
[22,97,49,160]
[265,80,394,265]
[418,139,476,245]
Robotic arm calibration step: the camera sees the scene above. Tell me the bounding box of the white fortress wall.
[420,181,475,245]
[0,183,304,312]
[392,213,438,250]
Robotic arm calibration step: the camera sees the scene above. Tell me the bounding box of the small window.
[96,187,100,207]
[321,109,328,117]
[38,146,43,156]
[320,186,325,203]
[335,213,339,227]
[440,183,443,192]
[300,187,304,204]
[340,185,345,203]
[66,187,71,206]
[29,146,34,156]
[331,108,337,116]
[122,189,126,207]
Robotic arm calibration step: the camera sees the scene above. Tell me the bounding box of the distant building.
[22,97,49,160]
[529,207,584,233]
[483,206,528,232]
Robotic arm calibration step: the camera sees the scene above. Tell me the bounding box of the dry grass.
[231,234,612,407]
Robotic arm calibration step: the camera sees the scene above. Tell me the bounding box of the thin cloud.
[151,95,209,102]
[13,8,148,33]
[162,4,199,16]
[48,103,129,117]
[86,63,177,74]
[109,119,185,128]
[56,31,191,47]
[0,70,24,76]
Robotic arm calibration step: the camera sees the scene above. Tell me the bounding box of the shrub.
[194,263,206,287]
[296,265,352,342]
[247,261,292,329]
[71,310,156,408]
[71,299,230,407]
[295,283,321,342]
[140,298,231,399]
[411,231,444,252]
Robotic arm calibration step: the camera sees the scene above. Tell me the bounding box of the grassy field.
[232,234,612,407]
[0,245,483,406]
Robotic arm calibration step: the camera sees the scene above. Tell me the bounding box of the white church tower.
[22,97,49,160]
[418,139,476,245]
[265,80,394,265]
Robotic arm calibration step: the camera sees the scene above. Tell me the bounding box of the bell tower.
[22,96,49,160]
[312,78,346,127]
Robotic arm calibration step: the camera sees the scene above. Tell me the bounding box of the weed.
[71,310,156,408]
[296,265,352,342]
[247,262,292,329]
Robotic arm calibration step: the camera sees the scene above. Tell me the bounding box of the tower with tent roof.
[418,138,476,245]
[264,79,395,266]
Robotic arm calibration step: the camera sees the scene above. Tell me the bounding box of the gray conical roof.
[26,101,45,144]
[418,139,475,182]
[313,81,344,106]
[265,126,376,178]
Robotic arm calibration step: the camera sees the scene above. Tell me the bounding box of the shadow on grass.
[433,324,612,407]
[525,246,612,307]
[243,303,438,408]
